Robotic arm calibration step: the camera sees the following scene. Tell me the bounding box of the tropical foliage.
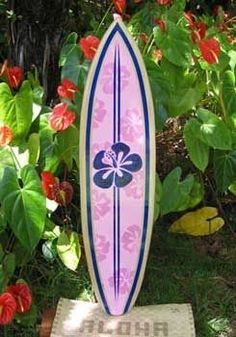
[0,0,235,330]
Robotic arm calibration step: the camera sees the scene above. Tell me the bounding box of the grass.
[1,219,236,336]
[140,224,236,337]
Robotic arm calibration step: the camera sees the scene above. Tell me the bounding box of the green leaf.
[188,179,204,209]
[42,240,57,261]
[197,108,232,150]
[39,113,59,172]
[229,182,236,195]
[154,173,162,221]
[32,86,44,105]
[28,133,40,165]
[0,81,33,143]
[61,45,89,88]
[145,59,205,118]
[154,21,191,67]
[11,145,29,168]
[222,71,236,127]
[15,304,37,327]
[0,147,15,180]
[184,118,209,171]
[3,253,15,279]
[13,242,32,267]
[59,32,78,67]
[0,245,3,261]
[214,150,236,192]
[167,0,186,23]
[55,125,79,170]
[160,167,194,215]
[43,218,61,240]
[0,208,6,234]
[57,231,81,271]
[0,165,46,250]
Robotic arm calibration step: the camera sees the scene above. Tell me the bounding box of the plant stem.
[95,3,113,35]
[143,33,154,55]
[8,146,21,170]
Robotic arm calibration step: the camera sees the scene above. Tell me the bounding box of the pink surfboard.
[80,16,156,316]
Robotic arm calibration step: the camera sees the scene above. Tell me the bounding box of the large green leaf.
[61,46,89,89]
[145,59,206,118]
[39,113,59,172]
[160,167,194,216]
[0,81,33,143]
[213,150,236,192]
[154,173,162,221]
[0,165,46,250]
[0,147,15,180]
[184,118,209,172]
[55,125,80,170]
[222,71,236,127]
[28,133,40,165]
[57,231,81,271]
[154,21,192,68]
[59,32,78,67]
[197,108,232,150]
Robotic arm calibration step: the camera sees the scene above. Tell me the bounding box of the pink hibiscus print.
[95,235,110,262]
[101,63,130,94]
[124,171,144,199]
[122,225,141,253]
[92,190,111,220]
[92,141,112,159]
[93,99,107,128]
[108,268,135,295]
[121,108,143,142]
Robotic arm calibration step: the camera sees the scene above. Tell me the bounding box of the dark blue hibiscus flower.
[93,142,142,189]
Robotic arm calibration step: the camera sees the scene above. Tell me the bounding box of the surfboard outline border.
[80,17,156,315]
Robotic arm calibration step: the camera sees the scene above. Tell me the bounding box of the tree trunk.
[8,0,72,103]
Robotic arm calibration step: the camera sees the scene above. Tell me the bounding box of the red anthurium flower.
[191,22,206,43]
[49,103,76,132]
[41,172,73,206]
[79,35,100,60]
[157,0,171,5]
[139,32,149,44]
[0,293,17,325]
[113,0,126,14]
[41,171,59,200]
[0,61,23,89]
[154,18,166,32]
[184,11,196,29]
[6,283,32,314]
[0,125,13,146]
[57,79,78,101]
[55,181,74,206]
[199,38,221,64]
[7,66,23,89]
[152,48,163,62]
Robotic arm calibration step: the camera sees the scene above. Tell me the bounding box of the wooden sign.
[51,299,196,337]
[80,16,156,316]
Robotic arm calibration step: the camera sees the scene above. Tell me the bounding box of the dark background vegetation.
[0,0,235,102]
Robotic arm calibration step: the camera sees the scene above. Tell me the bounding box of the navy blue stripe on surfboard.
[86,23,150,315]
[117,46,121,295]
[113,47,117,299]
[117,45,121,142]
[113,186,117,298]
[113,47,117,144]
[117,188,121,296]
